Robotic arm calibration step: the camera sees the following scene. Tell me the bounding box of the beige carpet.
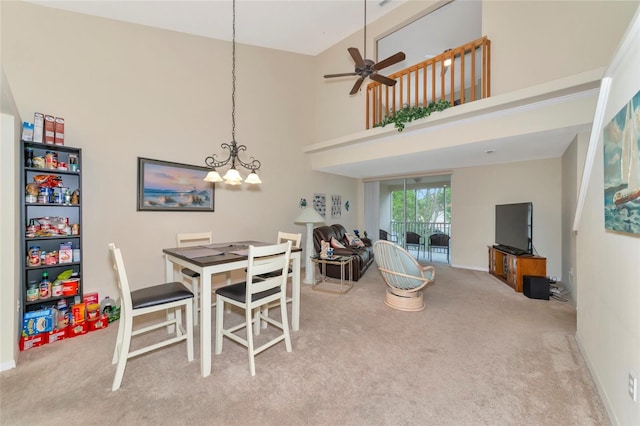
[0,264,609,425]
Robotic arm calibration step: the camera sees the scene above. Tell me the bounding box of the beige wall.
[575,10,640,423]
[483,0,635,95]
[451,158,562,276]
[0,1,358,341]
[561,131,590,306]
[1,68,22,370]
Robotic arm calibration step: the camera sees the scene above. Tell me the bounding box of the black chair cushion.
[216,281,280,304]
[257,268,291,279]
[181,268,200,278]
[131,282,194,310]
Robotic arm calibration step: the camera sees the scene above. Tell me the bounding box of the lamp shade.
[295,207,324,224]
[244,171,262,184]
[204,170,223,183]
[223,167,242,185]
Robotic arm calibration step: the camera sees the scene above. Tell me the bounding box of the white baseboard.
[450,263,487,272]
[0,360,16,372]
[575,332,616,425]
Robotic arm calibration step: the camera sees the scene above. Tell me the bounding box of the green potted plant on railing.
[374,99,451,132]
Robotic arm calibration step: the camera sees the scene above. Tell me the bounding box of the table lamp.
[295,207,325,284]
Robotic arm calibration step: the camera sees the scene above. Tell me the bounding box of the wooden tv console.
[488,246,547,292]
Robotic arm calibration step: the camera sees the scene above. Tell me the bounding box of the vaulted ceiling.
[25,0,407,56]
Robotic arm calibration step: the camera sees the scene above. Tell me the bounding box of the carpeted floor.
[0,264,609,425]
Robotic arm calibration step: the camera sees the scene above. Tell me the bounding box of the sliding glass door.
[369,175,451,262]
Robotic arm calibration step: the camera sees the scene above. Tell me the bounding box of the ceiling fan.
[324,0,406,95]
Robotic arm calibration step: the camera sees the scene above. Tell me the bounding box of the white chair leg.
[280,296,292,352]
[185,302,194,361]
[191,277,199,327]
[112,310,126,364]
[112,316,133,391]
[175,306,183,337]
[246,306,256,376]
[215,295,224,354]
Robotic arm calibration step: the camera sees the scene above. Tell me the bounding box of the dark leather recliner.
[312,224,374,282]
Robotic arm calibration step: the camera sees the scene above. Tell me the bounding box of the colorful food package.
[22,122,34,142]
[59,242,73,264]
[23,309,54,336]
[44,115,55,144]
[54,117,65,145]
[33,113,44,143]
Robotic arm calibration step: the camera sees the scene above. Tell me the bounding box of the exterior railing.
[366,36,491,129]
[387,221,451,246]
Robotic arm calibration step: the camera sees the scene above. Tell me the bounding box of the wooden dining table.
[163,241,302,378]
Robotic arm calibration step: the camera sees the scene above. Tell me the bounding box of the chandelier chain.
[203,0,261,183]
[231,0,236,142]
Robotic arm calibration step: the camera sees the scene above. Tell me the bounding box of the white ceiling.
[26,0,407,56]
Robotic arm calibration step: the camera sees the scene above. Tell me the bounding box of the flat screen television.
[494,202,533,255]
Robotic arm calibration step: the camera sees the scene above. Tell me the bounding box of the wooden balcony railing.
[366,36,491,129]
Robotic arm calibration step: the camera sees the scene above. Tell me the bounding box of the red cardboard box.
[66,322,88,338]
[83,292,99,307]
[47,328,67,344]
[20,333,47,351]
[88,316,108,332]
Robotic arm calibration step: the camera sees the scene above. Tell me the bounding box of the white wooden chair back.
[245,241,292,306]
[277,231,301,248]
[109,243,133,317]
[176,232,212,247]
[176,232,213,326]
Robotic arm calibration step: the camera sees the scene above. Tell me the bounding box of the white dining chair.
[108,243,194,391]
[176,232,212,326]
[277,232,301,302]
[215,241,293,376]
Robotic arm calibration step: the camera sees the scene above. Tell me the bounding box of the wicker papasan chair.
[373,240,436,311]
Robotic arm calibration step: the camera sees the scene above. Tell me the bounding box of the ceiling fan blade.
[348,47,366,68]
[324,72,359,78]
[370,73,397,86]
[350,77,365,95]
[373,51,406,71]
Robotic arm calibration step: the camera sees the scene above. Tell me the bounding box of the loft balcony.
[307,33,601,180]
[366,36,491,130]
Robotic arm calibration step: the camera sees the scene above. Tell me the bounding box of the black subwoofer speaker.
[523,275,549,300]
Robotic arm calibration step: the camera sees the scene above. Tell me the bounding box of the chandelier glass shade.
[203,0,261,185]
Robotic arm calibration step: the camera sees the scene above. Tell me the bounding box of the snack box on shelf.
[22,309,54,336]
[66,321,88,338]
[19,333,47,351]
[83,292,99,306]
[47,328,67,344]
[88,315,109,332]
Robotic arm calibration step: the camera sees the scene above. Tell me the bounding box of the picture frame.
[603,90,640,235]
[137,157,215,212]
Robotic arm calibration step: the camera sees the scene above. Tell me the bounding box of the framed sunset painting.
[137,157,215,212]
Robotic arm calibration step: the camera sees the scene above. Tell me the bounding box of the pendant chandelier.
[204,0,261,185]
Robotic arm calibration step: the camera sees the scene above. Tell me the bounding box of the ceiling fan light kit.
[324,0,405,95]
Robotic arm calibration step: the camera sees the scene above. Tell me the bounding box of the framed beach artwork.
[603,89,640,235]
[137,157,215,212]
